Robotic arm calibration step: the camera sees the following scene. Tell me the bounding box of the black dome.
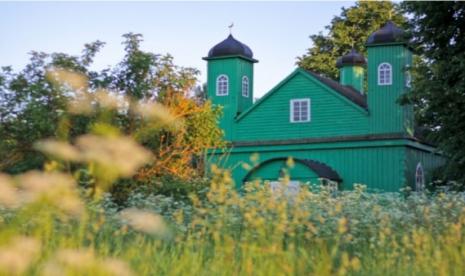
[336,49,366,68]
[366,21,406,46]
[205,34,256,61]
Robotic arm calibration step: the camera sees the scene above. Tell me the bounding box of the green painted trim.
[366,42,414,52]
[202,55,258,63]
[233,132,407,147]
[209,138,412,155]
[366,42,407,47]
[405,140,443,155]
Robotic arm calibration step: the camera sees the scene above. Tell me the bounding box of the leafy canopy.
[0,33,224,180]
[297,1,405,80]
[401,1,465,183]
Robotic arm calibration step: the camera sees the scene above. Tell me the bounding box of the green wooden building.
[204,21,444,192]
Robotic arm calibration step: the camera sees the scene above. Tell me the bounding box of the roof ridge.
[303,69,368,110]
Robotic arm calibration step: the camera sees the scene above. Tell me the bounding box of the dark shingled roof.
[243,157,342,182]
[304,70,368,110]
[299,159,342,182]
[336,49,367,68]
[366,21,407,46]
[204,34,257,62]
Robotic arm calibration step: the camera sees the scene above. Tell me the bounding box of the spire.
[228,22,234,35]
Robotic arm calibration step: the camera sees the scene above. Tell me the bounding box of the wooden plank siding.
[209,141,406,192]
[405,147,446,188]
[367,45,413,135]
[206,57,254,140]
[234,72,370,141]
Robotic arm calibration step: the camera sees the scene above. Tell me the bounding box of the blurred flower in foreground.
[120,208,167,235]
[94,89,128,110]
[34,139,81,162]
[0,174,19,208]
[43,249,134,276]
[46,68,88,91]
[135,101,182,129]
[76,134,153,178]
[17,171,83,216]
[35,134,152,177]
[0,236,41,275]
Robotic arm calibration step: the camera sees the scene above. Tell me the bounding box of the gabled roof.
[235,68,368,122]
[304,70,368,109]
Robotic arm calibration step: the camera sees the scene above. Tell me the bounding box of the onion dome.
[336,49,367,68]
[366,21,406,46]
[204,34,257,62]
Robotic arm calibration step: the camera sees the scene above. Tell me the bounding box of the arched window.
[378,63,392,85]
[415,162,425,192]
[216,75,228,96]
[242,76,249,97]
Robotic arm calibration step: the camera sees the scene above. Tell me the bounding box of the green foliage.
[297,1,405,79]
[0,44,103,172]
[109,175,210,207]
[400,2,465,183]
[0,34,223,182]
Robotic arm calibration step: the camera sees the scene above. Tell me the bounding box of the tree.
[0,42,104,173]
[401,2,465,183]
[0,33,224,180]
[297,1,405,80]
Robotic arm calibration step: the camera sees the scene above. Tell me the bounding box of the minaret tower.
[365,21,413,134]
[203,32,258,141]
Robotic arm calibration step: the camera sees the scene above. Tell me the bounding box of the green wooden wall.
[404,147,445,188]
[206,56,254,140]
[367,44,413,135]
[234,70,369,142]
[340,65,364,93]
[209,139,410,192]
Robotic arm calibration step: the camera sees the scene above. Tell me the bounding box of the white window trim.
[216,74,229,96]
[378,62,392,86]
[242,76,249,97]
[290,98,311,123]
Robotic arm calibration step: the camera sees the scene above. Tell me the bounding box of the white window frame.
[290,98,311,123]
[216,74,229,96]
[378,62,392,86]
[415,162,425,192]
[269,180,300,197]
[242,76,249,97]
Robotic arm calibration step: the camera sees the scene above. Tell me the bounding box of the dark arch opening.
[243,157,342,183]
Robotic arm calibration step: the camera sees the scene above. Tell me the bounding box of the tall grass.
[2,169,465,275]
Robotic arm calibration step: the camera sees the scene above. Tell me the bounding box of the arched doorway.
[243,157,342,188]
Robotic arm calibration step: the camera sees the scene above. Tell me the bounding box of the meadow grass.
[1,169,465,275]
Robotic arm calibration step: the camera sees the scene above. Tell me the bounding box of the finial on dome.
[366,21,407,46]
[228,22,234,35]
[203,31,258,63]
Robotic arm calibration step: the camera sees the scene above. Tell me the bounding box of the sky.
[0,1,355,98]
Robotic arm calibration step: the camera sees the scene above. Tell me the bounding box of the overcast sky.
[0,1,355,98]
